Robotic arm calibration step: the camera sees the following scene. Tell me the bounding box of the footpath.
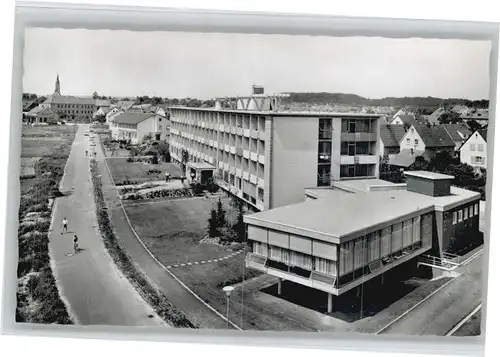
[48,124,163,326]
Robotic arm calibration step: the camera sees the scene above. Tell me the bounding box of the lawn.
[124,195,240,265]
[107,157,183,185]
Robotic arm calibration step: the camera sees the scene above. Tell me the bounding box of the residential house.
[110,112,170,144]
[451,105,470,116]
[116,100,135,111]
[106,107,124,124]
[460,128,487,172]
[93,106,111,119]
[442,123,472,154]
[399,124,455,160]
[390,114,427,129]
[461,109,489,127]
[379,124,406,158]
[425,107,447,126]
[25,106,56,124]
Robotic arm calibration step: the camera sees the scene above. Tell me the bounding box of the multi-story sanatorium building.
[169,87,381,211]
[244,172,481,312]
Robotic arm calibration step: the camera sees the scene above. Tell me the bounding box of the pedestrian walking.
[85,150,88,156]
[61,217,68,234]
[165,172,170,183]
[73,234,79,254]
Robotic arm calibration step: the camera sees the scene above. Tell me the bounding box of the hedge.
[89,159,196,328]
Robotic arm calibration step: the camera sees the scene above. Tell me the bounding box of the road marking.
[376,251,483,335]
[101,144,242,330]
[445,304,481,336]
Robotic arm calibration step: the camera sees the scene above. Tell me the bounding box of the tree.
[232,201,245,242]
[95,113,106,123]
[466,120,482,132]
[181,149,189,172]
[207,208,218,238]
[93,91,99,99]
[216,198,226,229]
[438,111,462,124]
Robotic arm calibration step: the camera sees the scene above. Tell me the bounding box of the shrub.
[89,159,196,328]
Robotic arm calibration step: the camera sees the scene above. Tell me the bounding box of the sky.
[23,28,492,100]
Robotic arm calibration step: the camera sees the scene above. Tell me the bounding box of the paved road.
[379,252,483,336]
[48,124,164,326]
[95,134,230,329]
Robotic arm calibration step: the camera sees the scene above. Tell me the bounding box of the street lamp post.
[222,285,234,329]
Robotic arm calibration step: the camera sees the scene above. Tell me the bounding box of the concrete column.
[327,293,333,313]
[277,278,282,295]
[381,274,385,285]
[356,286,361,298]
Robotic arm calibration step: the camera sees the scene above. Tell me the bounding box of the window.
[470,143,476,151]
[478,144,484,152]
[453,211,457,224]
[458,210,463,222]
[474,203,479,215]
[414,139,419,145]
[253,242,268,257]
[315,257,336,276]
[464,207,468,220]
[406,138,410,144]
[290,251,312,270]
[469,206,474,217]
[269,245,289,263]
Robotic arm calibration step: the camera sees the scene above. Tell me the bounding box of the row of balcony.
[219,180,265,212]
[171,125,265,140]
[171,141,266,165]
[217,161,265,188]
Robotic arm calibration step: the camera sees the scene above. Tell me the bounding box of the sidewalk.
[95,134,231,329]
[48,124,163,326]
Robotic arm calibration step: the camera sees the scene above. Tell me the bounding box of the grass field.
[107,158,183,185]
[17,124,77,324]
[124,195,240,264]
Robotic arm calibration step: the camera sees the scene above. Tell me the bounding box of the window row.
[253,242,337,276]
[470,143,485,152]
[452,203,479,224]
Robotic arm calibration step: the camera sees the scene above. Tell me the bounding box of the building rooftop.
[379,124,407,147]
[245,181,480,244]
[405,171,454,180]
[388,150,425,168]
[112,112,155,125]
[442,123,472,142]
[170,105,381,118]
[411,124,456,148]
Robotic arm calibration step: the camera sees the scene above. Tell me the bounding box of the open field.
[124,195,240,264]
[17,124,77,324]
[107,157,183,185]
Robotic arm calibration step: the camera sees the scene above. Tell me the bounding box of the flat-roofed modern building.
[244,171,481,312]
[169,87,381,211]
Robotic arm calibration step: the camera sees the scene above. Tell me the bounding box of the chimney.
[404,171,454,197]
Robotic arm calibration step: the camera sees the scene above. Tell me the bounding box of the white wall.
[271,116,318,208]
[390,116,404,125]
[400,126,426,153]
[460,132,487,170]
[137,114,168,142]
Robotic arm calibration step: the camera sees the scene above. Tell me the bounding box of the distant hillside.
[282,92,489,108]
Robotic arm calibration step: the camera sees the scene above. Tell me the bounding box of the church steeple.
[54,74,61,95]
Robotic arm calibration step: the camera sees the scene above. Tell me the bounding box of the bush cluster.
[17,155,74,324]
[124,188,194,201]
[89,159,196,328]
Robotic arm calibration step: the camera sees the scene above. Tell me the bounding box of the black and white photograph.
[14,24,492,338]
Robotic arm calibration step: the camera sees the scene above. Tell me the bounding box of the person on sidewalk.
[85,150,88,156]
[61,217,68,235]
[165,172,170,183]
[73,234,79,254]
